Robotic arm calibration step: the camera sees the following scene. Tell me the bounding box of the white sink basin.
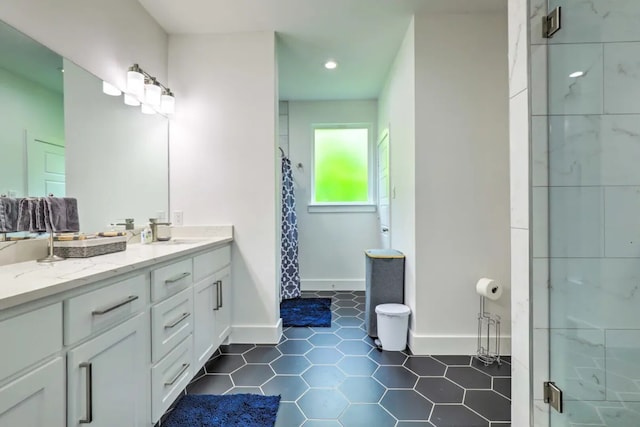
[152,238,204,245]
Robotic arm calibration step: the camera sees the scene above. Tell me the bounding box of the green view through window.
[314,127,369,203]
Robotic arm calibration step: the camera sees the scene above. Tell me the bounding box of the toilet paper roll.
[476,278,502,301]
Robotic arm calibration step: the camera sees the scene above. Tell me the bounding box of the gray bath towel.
[44,197,80,232]
[0,197,19,232]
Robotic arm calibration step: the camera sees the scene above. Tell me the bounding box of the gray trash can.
[365,249,405,337]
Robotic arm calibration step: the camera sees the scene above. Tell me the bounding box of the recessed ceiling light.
[569,71,584,78]
[324,60,338,70]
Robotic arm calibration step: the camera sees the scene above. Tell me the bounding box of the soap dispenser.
[141,224,153,244]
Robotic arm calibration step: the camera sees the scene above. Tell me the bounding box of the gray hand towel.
[44,197,80,232]
[0,198,19,232]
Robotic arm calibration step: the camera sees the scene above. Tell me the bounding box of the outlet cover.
[172,210,183,226]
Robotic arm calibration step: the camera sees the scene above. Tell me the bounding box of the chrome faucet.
[149,218,171,242]
[115,218,135,230]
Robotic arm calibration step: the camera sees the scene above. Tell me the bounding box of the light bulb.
[141,103,156,115]
[160,90,175,115]
[102,81,121,96]
[145,79,162,107]
[324,60,338,70]
[127,64,145,98]
[124,93,140,106]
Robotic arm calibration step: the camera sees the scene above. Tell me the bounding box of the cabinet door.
[0,357,64,427]
[67,313,148,427]
[215,266,232,343]
[193,276,217,367]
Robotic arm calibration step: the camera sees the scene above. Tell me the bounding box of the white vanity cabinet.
[0,237,233,427]
[214,265,232,344]
[67,313,148,427]
[193,245,232,366]
[149,257,195,423]
[0,303,64,426]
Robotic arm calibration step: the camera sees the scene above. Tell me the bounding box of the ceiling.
[139,0,506,100]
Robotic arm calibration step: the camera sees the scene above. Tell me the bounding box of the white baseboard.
[408,330,511,356]
[230,318,282,344]
[301,279,365,292]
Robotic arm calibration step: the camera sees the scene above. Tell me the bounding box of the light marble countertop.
[0,225,233,311]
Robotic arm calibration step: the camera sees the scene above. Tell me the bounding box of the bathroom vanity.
[0,228,233,426]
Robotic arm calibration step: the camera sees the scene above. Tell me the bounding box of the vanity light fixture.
[324,59,338,70]
[102,81,122,96]
[160,89,175,115]
[124,64,175,115]
[124,93,141,106]
[127,64,145,98]
[144,78,162,107]
[141,103,156,115]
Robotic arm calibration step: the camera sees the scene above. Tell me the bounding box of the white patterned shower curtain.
[281,156,301,300]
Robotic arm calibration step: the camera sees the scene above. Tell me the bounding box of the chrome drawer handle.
[213,281,219,311]
[91,295,139,315]
[217,280,223,309]
[165,272,191,284]
[79,362,93,424]
[164,363,190,386]
[164,312,190,329]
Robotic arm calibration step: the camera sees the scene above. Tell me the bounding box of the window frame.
[309,123,376,213]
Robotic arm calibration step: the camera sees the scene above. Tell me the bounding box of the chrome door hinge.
[542,7,562,38]
[544,381,564,413]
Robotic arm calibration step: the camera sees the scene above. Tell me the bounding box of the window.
[312,126,373,209]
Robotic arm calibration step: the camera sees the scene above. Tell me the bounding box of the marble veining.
[0,226,233,311]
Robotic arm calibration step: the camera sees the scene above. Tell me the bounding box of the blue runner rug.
[163,394,281,427]
[280,297,332,327]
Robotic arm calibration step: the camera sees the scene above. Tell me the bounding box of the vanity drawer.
[151,258,193,302]
[151,336,193,423]
[64,274,147,345]
[151,287,193,363]
[0,303,62,383]
[193,245,231,281]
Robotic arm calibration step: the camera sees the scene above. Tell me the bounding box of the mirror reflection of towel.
[0,198,19,232]
[45,197,80,232]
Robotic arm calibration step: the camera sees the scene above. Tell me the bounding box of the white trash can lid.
[375,303,411,317]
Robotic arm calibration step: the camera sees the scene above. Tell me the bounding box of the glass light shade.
[160,93,175,115]
[124,93,140,106]
[141,103,156,115]
[145,80,162,107]
[102,81,121,96]
[127,69,145,98]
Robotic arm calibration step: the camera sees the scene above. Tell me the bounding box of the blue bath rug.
[163,394,281,427]
[280,297,332,327]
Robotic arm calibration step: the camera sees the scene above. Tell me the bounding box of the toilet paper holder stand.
[476,295,502,366]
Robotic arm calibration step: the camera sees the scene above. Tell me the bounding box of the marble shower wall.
[531,0,640,425]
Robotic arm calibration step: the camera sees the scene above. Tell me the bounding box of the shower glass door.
[545,0,640,425]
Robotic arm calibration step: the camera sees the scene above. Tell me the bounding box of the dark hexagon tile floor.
[182,291,511,426]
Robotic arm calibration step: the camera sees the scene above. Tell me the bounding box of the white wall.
[378,19,416,325]
[378,14,510,355]
[168,32,279,343]
[288,100,380,291]
[0,0,167,89]
[412,13,510,355]
[0,67,64,197]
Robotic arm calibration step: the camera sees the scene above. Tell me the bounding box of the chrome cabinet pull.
[165,272,191,284]
[164,363,190,386]
[213,281,219,311]
[91,295,139,315]
[164,312,190,329]
[217,280,223,309]
[79,362,93,424]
